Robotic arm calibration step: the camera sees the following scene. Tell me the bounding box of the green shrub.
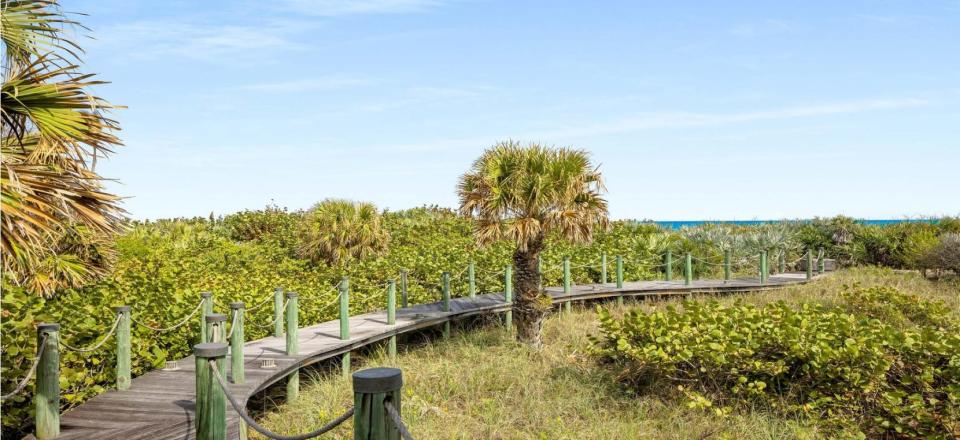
[591,287,960,438]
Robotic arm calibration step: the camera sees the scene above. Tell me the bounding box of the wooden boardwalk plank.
[30,273,815,439]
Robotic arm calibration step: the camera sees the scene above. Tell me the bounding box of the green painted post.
[562,256,571,314]
[387,280,397,360]
[600,252,608,284]
[400,270,408,308]
[272,287,283,338]
[817,248,825,274]
[723,249,731,282]
[615,255,623,288]
[200,292,213,343]
[467,261,476,298]
[504,265,513,328]
[684,253,692,286]
[112,306,131,390]
[442,271,451,339]
[194,343,227,440]
[229,302,245,384]
[205,314,226,344]
[760,251,768,284]
[352,367,403,440]
[286,292,299,401]
[34,323,59,440]
[806,249,813,280]
[665,250,673,281]
[778,251,786,273]
[340,277,350,378]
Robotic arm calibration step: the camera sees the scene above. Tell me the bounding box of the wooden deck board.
[30,273,816,439]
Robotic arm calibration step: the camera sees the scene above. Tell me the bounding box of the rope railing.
[247,299,290,329]
[209,359,354,440]
[60,314,122,353]
[0,335,48,402]
[385,400,415,440]
[132,299,204,332]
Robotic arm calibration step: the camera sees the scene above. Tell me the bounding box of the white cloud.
[533,98,929,139]
[241,75,374,92]
[730,19,795,37]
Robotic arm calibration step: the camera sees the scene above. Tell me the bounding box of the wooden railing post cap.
[193,342,228,359]
[200,292,213,299]
[37,322,60,332]
[229,302,245,310]
[352,367,402,393]
[204,313,227,324]
[111,305,130,313]
[286,291,298,299]
[274,287,283,292]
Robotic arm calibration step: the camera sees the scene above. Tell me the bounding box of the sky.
[69,0,959,221]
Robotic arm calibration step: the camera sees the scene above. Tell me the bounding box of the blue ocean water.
[650,219,936,230]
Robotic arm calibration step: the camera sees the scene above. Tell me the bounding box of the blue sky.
[71,0,959,220]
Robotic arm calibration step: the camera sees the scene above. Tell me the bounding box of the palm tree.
[2,0,125,296]
[297,199,390,267]
[458,141,609,346]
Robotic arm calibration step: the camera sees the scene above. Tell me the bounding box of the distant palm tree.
[297,199,390,267]
[2,0,125,296]
[458,141,609,346]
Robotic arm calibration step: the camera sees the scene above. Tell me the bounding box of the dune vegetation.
[253,268,959,439]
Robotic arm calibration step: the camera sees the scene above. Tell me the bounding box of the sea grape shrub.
[591,292,960,438]
[839,284,956,330]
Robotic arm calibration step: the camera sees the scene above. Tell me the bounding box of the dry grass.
[253,267,958,439]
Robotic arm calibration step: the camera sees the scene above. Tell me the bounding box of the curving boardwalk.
[34,273,814,439]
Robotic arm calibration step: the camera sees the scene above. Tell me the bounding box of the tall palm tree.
[297,199,390,267]
[2,0,125,296]
[458,141,609,346]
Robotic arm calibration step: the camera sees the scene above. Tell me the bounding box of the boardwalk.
[37,273,814,439]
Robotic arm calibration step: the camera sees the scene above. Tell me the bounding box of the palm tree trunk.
[513,235,548,347]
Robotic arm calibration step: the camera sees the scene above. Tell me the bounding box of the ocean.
[649,219,936,230]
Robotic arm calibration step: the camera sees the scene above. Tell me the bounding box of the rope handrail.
[247,299,290,329]
[132,299,204,332]
[384,400,415,440]
[0,334,48,402]
[244,292,276,312]
[209,360,353,440]
[60,314,122,353]
[225,309,238,340]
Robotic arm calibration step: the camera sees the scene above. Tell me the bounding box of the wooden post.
[200,292,213,343]
[723,249,731,282]
[817,248,825,274]
[112,306,131,390]
[205,314,226,344]
[229,302,245,384]
[760,251,768,284]
[442,271,451,339]
[340,277,350,378]
[504,265,513,328]
[806,249,813,280]
[286,291,299,401]
[600,252,608,284]
[562,256,571,314]
[684,253,692,286]
[665,250,672,281]
[400,270,408,308]
[615,255,623,288]
[778,251,786,273]
[467,261,476,298]
[386,280,397,360]
[194,343,227,440]
[35,323,59,440]
[273,287,283,338]
[353,367,403,440]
